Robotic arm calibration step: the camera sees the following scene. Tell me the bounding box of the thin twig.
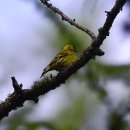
[11,76,22,92]
[40,0,96,40]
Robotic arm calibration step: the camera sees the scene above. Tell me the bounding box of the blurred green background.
[0,0,130,130]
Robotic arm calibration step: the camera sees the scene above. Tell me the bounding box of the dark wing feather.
[48,51,68,67]
[40,51,69,77]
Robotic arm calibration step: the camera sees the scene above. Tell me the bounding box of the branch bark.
[40,0,96,40]
[0,0,127,121]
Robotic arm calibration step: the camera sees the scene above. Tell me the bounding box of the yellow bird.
[40,44,77,77]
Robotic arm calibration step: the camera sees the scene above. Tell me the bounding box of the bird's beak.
[74,48,78,52]
[73,45,78,52]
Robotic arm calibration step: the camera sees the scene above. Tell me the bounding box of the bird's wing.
[43,51,68,73]
[49,51,68,66]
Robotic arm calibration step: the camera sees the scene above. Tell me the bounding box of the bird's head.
[63,44,77,52]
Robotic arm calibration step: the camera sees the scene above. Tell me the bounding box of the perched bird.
[40,44,77,77]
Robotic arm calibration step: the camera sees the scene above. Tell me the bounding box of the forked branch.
[0,0,127,121]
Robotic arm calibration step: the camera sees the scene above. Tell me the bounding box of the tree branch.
[39,0,96,40]
[0,0,127,121]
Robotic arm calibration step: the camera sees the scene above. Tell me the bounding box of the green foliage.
[108,111,127,130]
[51,95,86,130]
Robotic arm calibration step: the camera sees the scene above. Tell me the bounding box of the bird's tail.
[40,71,46,78]
[40,67,50,78]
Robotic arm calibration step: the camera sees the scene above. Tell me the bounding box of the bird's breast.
[63,53,76,65]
